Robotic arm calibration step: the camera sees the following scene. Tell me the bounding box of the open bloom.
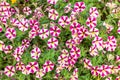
[3,45,13,54]
[16,62,25,71]
[31,47,41,60]
[5,28,16,40]
[26,62,39,74]
[91,66,99,76]
[22,39,30,50]
[89,28,99,38]
[43,60,54,73]
[116,76,120,80]
[48,9,59,20]
[23,7,32,15]
[70,68,78,80]
[89,7,99,18]
[105,36,117,51]
[64,3,72,13]
[22,66,30,75]
[10,18,19,27]
[29,19,39,28]
[39,28,49,39]
[86,16,97,29]
[89,46,98,56]
[0,40,5,51]
[36,69,46,79]
[4,66,15,77]
[58,16,70,28]
[47,37,58,49]
[83,58,92,69]
[57,54,68,65]
[66,39,76,49]
[50,26,61,37]
[74,2,86,12]
[47,0,58,5]
[70,22,81,34]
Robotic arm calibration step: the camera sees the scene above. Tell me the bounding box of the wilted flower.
[103,22,114,34]
[107,54,114,61]
[48,9,59,20]
[69,15,77,24]
[74,2,86,12]
[4,66,15,77]
[49,26,61,37]
[5,28,16,40]
[64,3,72,13]
[47,37,58,49]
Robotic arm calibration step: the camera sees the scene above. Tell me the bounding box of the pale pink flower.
[91,66,99,76]
[5,28,16,40]
[89,7,99,18]
[39,28,49,39]
[16,62,25,71]
[31,47,41,60]
[89,28,99,38]
[83,58,92,69]
[23,7,32,15]
[48,9,59,20]
[4,66,15,77]
[50,26,61,37]
[70,46,80,59]
[47,37,58,49]
[74,2,86,12]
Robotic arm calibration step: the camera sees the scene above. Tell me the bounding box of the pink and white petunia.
[26,62,39,74]
[89,28,99,38]
[16,62,25,71]
[18,18,29,32]
[118,27,120,34]
[116,55,120,62]
[43,60,54,73]
[70,22,81,34]
[47,37,58,49]
[70,68,78,80]
[36,69,46,79]
[5,28,16,40]
[4,66,15,77]
[29,19,39,28]
[0,26,3,32]
[91,66,99,76]
[70,46,81,59]
[89,46,98,56]
[109,65,119,74]
[86,16,97,29]
[98,65,111,77]
[66,39,76,49]
[105,36,117,51]
[64,3,72,13]
[48,9,59,20]
[22,66,30,75]
[22,39,30,50]
[105,77,112,80]
[0,40,5,51]
[68,55,77,66]
[83,58,92,69]
[74,2,86,12]
[10,18,19,27]
[89,7,99,18]
[3,45,13,54]
[116,76,120,80]
[0,2,10,10]
[57,54,68,65]
[58,16,70,28]
[31,47,41,60]
[23,7,32,15]
[60,49,69,57]
[39,28,49,39]
[0,17,7,25]
[47,0,58,5]
[50,26,61,37]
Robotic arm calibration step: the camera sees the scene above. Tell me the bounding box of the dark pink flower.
[22,39,30,50]
[16,62,25,71]
[74,2,86,12]
[3,45,13,54]
[91,66,99,76]
[50,26,61,37]
[48,9,59,20]
[0,26,3,32]
[23,7,32,15]
[29,19,39,28]
[70,22,81,34]
[47,37,58,49]
[4,66,15,77]
[118,27,120,34]
[39,28,49,39]
[5,28,16,40]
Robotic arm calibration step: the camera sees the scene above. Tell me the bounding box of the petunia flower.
[74,2,86,12]
[89,46,98,56]
[64,3,72,13]
[43,60,54,73]
[68,55,77,66]
[103,22,114,34]
[5,28,16,40]
[105,36,117,51]
[39,28,49,39]
[47,0,58,5]
[116,76,120,80]
[56,65,65,73]
[49,26,61,37]
[98,65,111,77]
[66,39,76,49]
[89,7,99,18]
[22,66,30,75]
[70,22,81,34]
[58,16,70,28]
[48,9,59,20]
[0,26,3,32]
[70,46,81,59]
[4,66,15,77]
[109,65,119,74]
[0,2,10,11]
[86,16,97,29]
[22,39,30,50]
[47,37,58,49]
[26,62,39,74]
[70,68,78,80]
[10,18,19,27]
[91,66,99,76]
[60,49,69,57]
[0,17,7,25]
[89,28,99,38]
[30,47,41,60]
[18,18,29,32]
[36,69,46,79]
[16,62,25,71]
[118,27,120,34]
[57,54,68,65]
[29,19,39,29]
[0,40,5,51]
[3,45,13,54]
[23,7,32,16]
[83,58,92,69]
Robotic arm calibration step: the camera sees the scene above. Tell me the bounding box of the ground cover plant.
[0,0,120,80]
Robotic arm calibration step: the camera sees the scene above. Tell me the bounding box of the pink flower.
[57,54,68,65]
[4,66,15,77]
[5,28,16,40]
[83,58,92,69]
[70,22,81,34]
[118,20,120,27]
[66,39,76,49]
[89,46,98,56]
[58,16,70,28]
[60,49,69,57]
[0,40,5,51]
[3,45,13,54]
[47,37,58,49]
[0,17,7,25]
[91,66,99,76]
[118,27,120,34]
[34,7,44,20]
[26,62,39,74]
[36,69,46,79]
[68,55,77,66]
[48,9,59,20]
[31,47,41,60]
[105,77,112,80]
[43,60,54,73]
[64,3,72,13]
[89,28,99,38]
[109,65,119,74]
[105,36,117,51]
[29,19,39,28]
[23,7,32,15]
[89,7,99,18]
[47,0,58,4]
[116,76,120,80]
[16,62,25,71]
[39,28,49,39]
[0,2,10,10]
[22,39,30,50]
[70,46,81,59]
[86,16,97,29]
[56,65,64,73]
[18,18,29,31]
[70,68,78,80]
[10,18,19,27]
[74,2,86,12]
[98,65,111,77]
[116,55,120,62]
[22,66,30,75]
[0,26,3,32]
[50,26,61,37]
